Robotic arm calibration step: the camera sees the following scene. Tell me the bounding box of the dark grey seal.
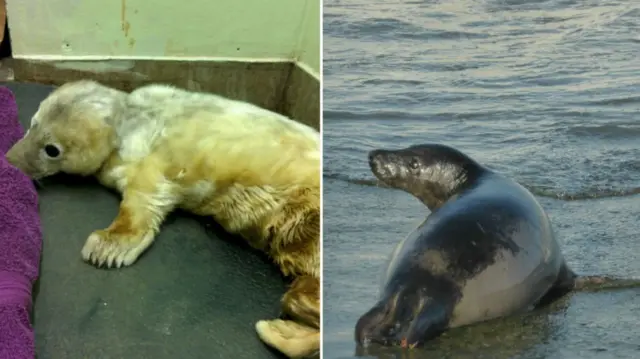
[355,143,640,349]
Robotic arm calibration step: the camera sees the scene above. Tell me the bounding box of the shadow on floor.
[5,82,288,359]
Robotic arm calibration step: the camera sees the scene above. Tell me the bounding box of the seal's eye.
[410,159,420,170]
[43,144,61,159]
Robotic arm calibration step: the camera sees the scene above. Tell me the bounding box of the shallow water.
[322,1,640,358]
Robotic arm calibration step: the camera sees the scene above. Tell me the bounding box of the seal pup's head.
[368,143,483,210]
[6,80,126,180]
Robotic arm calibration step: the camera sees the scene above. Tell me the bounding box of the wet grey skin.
[355,143,585,349]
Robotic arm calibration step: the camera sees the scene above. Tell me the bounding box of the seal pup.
[355,143,640,349]
[6,80,320,358]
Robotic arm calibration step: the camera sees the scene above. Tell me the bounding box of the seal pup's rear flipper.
[573,275,640,292]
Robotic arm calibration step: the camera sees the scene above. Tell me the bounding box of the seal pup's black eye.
[43,144,61,159]
[410,159,420,170]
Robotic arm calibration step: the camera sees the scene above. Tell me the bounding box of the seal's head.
[368,143,482,210]
[6,80,126,180]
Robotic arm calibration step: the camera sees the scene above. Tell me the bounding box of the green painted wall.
[295,0,320,78]
[7,0,320,77]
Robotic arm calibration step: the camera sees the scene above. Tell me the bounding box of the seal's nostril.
[368,151,377,163]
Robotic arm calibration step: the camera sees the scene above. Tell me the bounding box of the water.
[322,1,640,358]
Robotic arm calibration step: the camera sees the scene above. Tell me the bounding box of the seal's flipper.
[534,262,577,309]
[573,275,640,292]
[355,301,406,347]
[534,262,640,308]
[400,303,450,348]
[355,294,452,349]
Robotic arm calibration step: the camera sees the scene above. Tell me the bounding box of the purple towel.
[0,86,42,359]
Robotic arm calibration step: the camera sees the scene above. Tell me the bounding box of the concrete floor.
[4,82,288,359]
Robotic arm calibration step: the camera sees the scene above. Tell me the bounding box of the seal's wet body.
[356,144,576,348]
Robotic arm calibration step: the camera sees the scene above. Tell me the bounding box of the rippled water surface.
[322,1,640,358]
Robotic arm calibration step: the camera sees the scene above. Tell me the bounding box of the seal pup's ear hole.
[42,143,63,160]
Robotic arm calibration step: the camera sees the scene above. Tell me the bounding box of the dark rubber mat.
[4,82,287,359]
